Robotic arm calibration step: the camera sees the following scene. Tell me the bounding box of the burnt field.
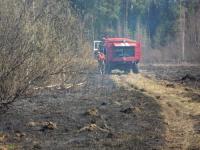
[1,64,200,150]
[141,64,200,89]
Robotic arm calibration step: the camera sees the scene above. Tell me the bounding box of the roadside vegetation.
[0,0,92,110]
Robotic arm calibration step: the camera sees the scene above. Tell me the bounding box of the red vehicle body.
[94,37,141,73]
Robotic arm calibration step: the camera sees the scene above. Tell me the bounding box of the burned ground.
[141,64,200,89]
[1,65,200,150]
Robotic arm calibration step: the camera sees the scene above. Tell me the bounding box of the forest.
[70,0,200,62]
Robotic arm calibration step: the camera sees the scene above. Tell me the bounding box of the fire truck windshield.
[113,46,135,58]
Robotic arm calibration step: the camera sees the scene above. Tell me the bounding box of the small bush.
[0,0,92,109]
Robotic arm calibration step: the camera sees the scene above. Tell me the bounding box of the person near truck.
[95,50,105,74]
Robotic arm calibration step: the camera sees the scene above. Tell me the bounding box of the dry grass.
[112,72,200,149]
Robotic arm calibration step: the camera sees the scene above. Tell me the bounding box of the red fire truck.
[94,37,141,74]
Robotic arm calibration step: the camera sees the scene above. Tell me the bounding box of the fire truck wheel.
[105,64,111,74]
[132,63,139,74]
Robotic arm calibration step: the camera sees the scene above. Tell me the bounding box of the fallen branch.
[78,123,109,133]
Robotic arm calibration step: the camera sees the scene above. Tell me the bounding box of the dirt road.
[1,65,200,149]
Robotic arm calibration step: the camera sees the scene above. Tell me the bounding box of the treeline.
[70,0,200,63]
[70,0,178,45]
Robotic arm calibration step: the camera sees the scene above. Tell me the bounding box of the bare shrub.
[0,0,92,109]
